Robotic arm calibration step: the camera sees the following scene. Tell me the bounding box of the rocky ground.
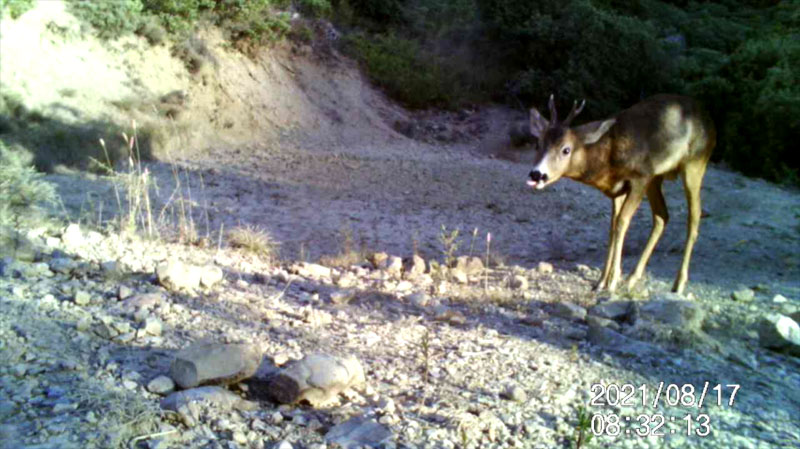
[1,198,799,449]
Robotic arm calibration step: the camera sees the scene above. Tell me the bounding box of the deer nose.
[529,170,548,182]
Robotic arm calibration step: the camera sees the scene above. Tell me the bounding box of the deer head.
[527,95,616,189]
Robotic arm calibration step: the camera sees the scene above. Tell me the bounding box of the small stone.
[156,259,203,293]
[200,265,224,288]
[537,262,554,274]
[501,385,527,402]
[233,431,248,444]
[273,441,293,449]
[144,317,163,336]
[123,292,164,311]
[123,379,139,390]
[329,289,356,305]
[49,258,75,275]
[52,402,77,413]
[336,272,357,288]
[732,288,755,302]
[293,262,332,279]
[406,292,430,307]
[118,285,134,300]
[100,260,121,277]
[73,290,91,306]
[510,275,528,290]
[369,252,389,269]
[772,294,789,303]
[402,255,426,279]
[450,268,468,284]
[269,411,284,425]
[380,256,403,277]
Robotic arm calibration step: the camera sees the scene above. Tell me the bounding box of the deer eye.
[562,146,571,155]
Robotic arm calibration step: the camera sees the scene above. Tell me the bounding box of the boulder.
[265,353,365,406]
[169,342,262,389]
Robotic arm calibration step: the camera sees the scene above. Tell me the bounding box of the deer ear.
[576,118,616,144]
[529,108,549,138]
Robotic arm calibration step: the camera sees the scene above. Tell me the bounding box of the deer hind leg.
[627,176,669,290]
[673,161,707,294]
[595,193,626,291]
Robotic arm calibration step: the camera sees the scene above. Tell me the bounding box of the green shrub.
[67,0,144,39]
[345,33,460,109]
[0,143,58,230]
[0,0,35,19]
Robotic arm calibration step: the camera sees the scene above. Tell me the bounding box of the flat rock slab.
[160,386,257,427]
[325,416,392,449]
[170,342,262,389]
[637,297,705,330]
[266,353,365,406]
[590,300,633,320]
[588,322,665,357]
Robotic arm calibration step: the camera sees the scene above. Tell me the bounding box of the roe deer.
[527,95,715,294]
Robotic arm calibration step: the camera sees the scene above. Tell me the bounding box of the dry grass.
[318,225,368,267]
[227,225,279,260]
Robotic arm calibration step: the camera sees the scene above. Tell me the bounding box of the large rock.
[590,300,632,321]
[156,260,203,293]
[552,302,587,321]
[758,314,800,356]
[170,342,262,389]
[266,354,365,406]
[636,298,705,330]
[588,322,665,357]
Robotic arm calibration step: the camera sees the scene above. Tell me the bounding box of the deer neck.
[565,137,620,195]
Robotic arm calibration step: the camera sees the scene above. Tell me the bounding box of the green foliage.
[298,0,332,17]
[0,0,34,19]
[337,0,799,184]
[141,0,214,34]
[0,143,58,229]
[345,33,453,108]
[67,0,144,39]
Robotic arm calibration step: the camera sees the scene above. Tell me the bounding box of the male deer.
[527,95,715,294]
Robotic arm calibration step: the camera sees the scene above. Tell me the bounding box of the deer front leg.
[595,194,626,291]
[605,183,646,292]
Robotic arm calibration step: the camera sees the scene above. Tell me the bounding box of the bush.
[1,0,35,19]
[688,34,800,183]
[345,33,462,109]
[0,143,58,229]
[67,0,145,39]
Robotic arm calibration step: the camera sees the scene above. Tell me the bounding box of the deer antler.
[563,99,586,126]
[548,94,557,124]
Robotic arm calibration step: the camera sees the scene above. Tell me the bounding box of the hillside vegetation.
[336,0,799,184]
[1,0,798,184]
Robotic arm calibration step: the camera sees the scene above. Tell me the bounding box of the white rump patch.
[654,105,693,174]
